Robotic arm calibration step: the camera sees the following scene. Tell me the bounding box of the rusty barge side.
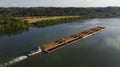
[41,26,105,53]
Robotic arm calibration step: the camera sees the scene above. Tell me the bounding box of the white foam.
[0,55,28,67]
[28,47,42,56]
[0,46,42,67]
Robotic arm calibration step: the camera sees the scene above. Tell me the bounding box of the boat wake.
[0,56,28,67]
[0,47,42,67]
[27,47,42,57]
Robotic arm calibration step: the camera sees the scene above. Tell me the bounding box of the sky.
[0,0,120,7]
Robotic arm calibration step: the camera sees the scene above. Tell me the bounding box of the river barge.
[41,26,105,53]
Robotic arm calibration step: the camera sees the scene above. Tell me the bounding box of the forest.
[0,7,120,34]
[0,7,120,18]
[0,14,29,35]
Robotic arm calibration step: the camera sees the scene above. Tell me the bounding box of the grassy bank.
[0,16,81,35]
[17,16,80,23]
[17,16,80,27]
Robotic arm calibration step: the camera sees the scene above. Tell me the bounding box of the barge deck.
[41,26,105,53]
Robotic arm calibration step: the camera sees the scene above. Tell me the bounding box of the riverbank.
[17,16,81,27]
[17,16,80,23]
[0,15,29,35]
[0,16,81,35]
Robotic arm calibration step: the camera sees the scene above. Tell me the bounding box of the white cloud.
[87,0,91,2]
[0,0,120,7]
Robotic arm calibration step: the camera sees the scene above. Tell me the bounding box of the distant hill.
[0,7,120,18]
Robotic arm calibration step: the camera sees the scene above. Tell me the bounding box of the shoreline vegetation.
[1,7,120,35]
[17,16,81,27]
[17,16,80,23]
[0,15,81,35]
[0,15,29,36]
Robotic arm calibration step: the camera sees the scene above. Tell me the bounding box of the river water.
[0,18,120,67]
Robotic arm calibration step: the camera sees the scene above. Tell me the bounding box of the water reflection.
[0,28,29,37]
[105,37,120,49]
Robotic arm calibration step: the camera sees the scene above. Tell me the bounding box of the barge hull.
[41,26,105,53]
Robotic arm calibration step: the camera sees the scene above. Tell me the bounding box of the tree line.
[1,7,120,18]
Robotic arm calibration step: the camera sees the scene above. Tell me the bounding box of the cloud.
[0,0,120,7]
[87,0,91,2]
